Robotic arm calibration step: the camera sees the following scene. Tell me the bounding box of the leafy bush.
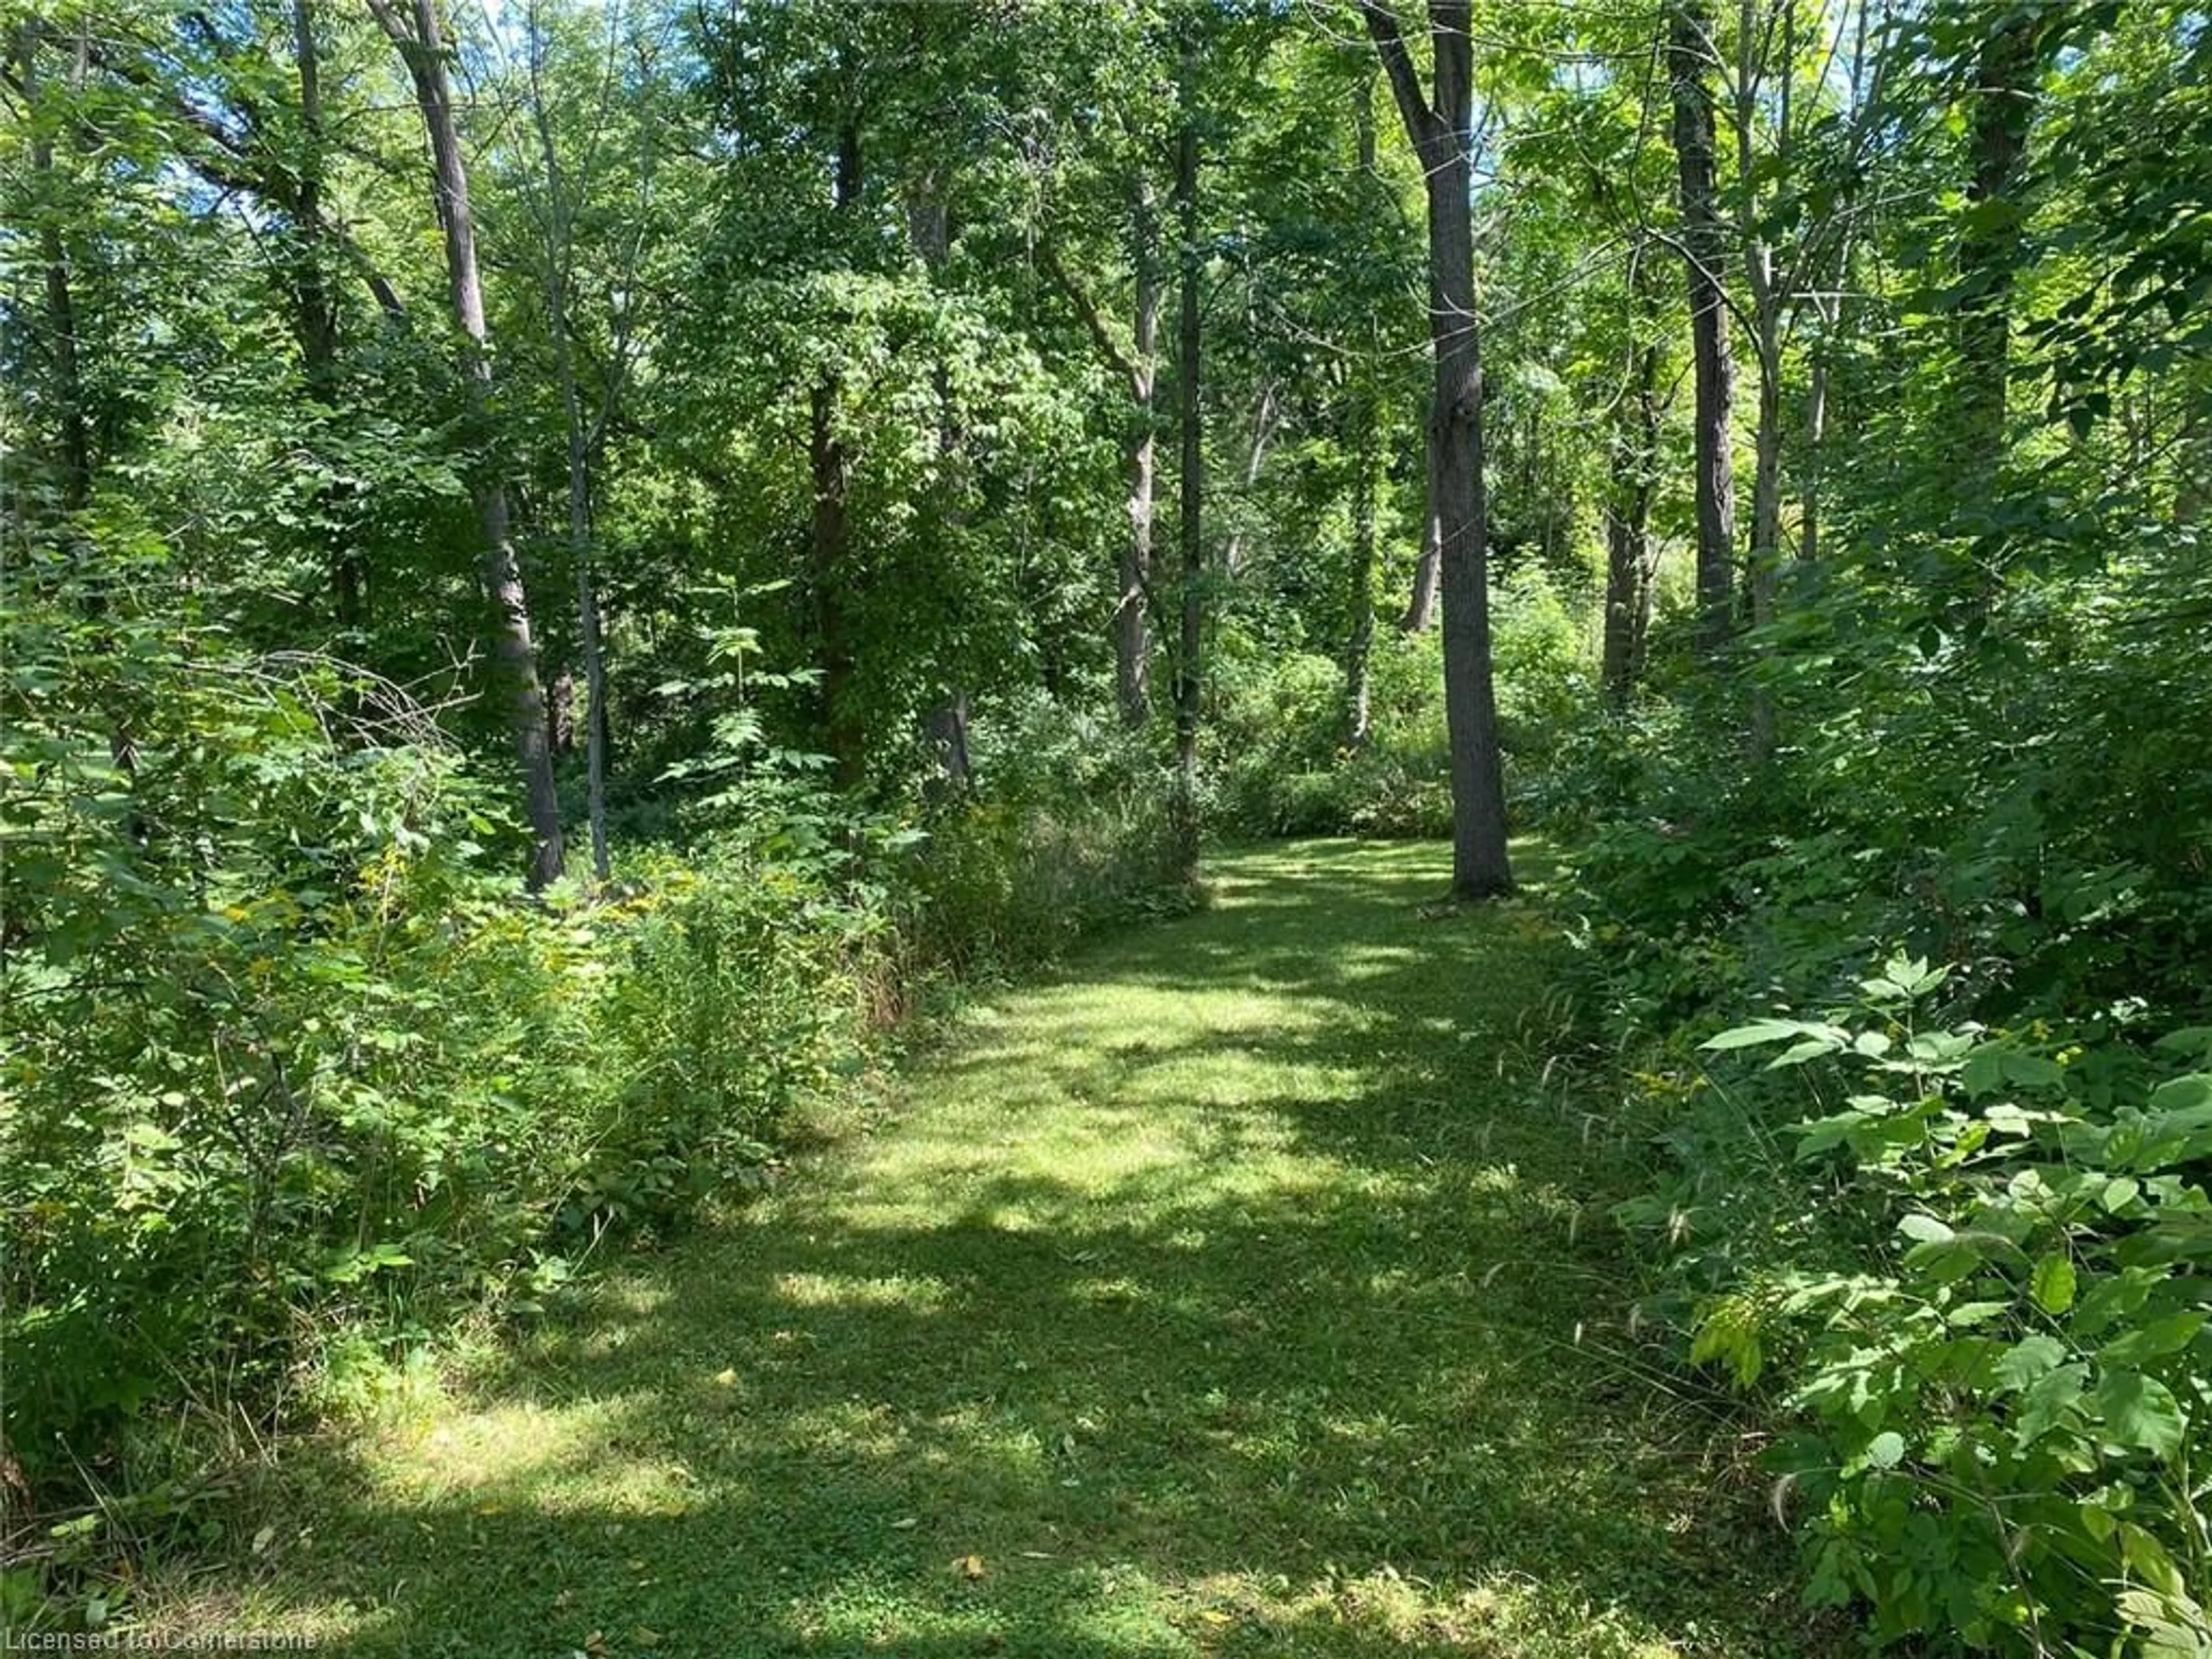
[891,692,1191,981]
[1206,573,1597,843]
[1675,964,2212,1656]
[0,586,880,1494]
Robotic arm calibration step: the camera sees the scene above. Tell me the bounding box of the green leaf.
[1863,1430,1906,1469]
[2099,1312,2207,1368]
[1897,1213,1954,1245]
[2096,1370,2187,1460]
[2030,1253,2077,1315]
[2014,1362,2088,1449]
[1993,1334,2066,1392]
[1700,1018,1843,1054]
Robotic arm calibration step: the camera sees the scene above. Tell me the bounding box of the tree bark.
[1668,0,1737,659]
[908,166,974,793]
[1602,330,1661,706]
[290,0,365,631]
[15,21,92,518]
[812,123,865,789]
[1955,9,2040,475]
[1118,186,1161,729]
[1399,462,1441,632]
[1363,0,1513,899]
[1346,392,1378,745]
[369,0,564,888]
[1220,381,1280,578]
[1170,40,1203,879]
[1734,0,1791,759]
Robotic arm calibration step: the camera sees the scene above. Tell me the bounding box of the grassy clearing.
[157,840,1828,1657]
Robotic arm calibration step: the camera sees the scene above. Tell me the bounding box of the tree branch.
[1358,0,1440,151]
[1037,238,1143,395]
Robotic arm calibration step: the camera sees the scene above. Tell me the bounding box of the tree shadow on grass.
[193,840,1836,1659]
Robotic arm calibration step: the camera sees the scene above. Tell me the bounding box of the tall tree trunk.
[1170,41,1203,879]
[1602,334,1661,706]
[1364,0,1513,899]
[1956,9,2041,472]
[550,268,610,881]
[812,124,865,789]
[1735,0,1791,759]
[290,0,363,631]
[370,0,563,888]
[1346,392,1378,745]
[908,167,972,792]
[1119,184,1161,728]
[16,21,91,519]
[1040,184,1160,725]
[1669,0,1737,659]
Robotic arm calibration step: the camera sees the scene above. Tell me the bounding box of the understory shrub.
[1568,539,2212,1653]
[891,692,1191,980]
[1665,965,2211,1654]
[1,609,1194,1518]
[0,593,877,1502]
[1208,569,1596,842]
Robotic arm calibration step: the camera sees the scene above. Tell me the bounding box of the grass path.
[196,841,1820,1657]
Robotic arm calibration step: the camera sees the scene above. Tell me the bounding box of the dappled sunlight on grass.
[158,839,1830,1658]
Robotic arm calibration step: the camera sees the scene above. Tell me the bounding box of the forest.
[3,0,2209,1652]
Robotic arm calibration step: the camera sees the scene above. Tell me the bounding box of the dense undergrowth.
[0,571,1187,1600]
[1543,552,2212,1652]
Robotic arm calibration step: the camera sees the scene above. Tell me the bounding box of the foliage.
[1679,968,2211,1655]
[0,564,879,1491]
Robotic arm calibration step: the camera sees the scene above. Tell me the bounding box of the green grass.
[158,840,1830,1657]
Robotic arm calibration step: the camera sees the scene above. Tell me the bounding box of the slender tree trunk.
[16,22,91,519]
[1346,392,1378,745]
[908,168,973,792]
[525,9,610,878]
[1220,381,1280,578]
[1170,43,1203,880]
[1746,310,1782,755]
[1120,414,1157,725]
[1800,293,1834,564]
[1119,183,1161,728]
[1669,0,1736,659]
[1364,0,1512,899]
[1399,463,1441,632]
[812,124,865,789]
[290,0,363,631]
[1734,0,1790,760]
[1956,9,2040,471]
[1602,337,1661,706]
[370,0,563,887]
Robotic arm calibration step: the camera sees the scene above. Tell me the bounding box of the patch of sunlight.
[1231,1569,1692,1659]
[773,1270,952,1310]
[1069,1273,1145,1305]
[134,1588,387,1650]
[365,1395,680,1510]
[592,1277,675,1316]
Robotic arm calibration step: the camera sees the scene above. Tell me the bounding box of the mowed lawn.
[168,840,1827,1658]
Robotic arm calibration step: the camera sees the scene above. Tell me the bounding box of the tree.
[1360,0,1512,898]
[367,0,564,888]
[1041,185,1164,730]
[1170,28,1205,875]
[1666,0,1737,661]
